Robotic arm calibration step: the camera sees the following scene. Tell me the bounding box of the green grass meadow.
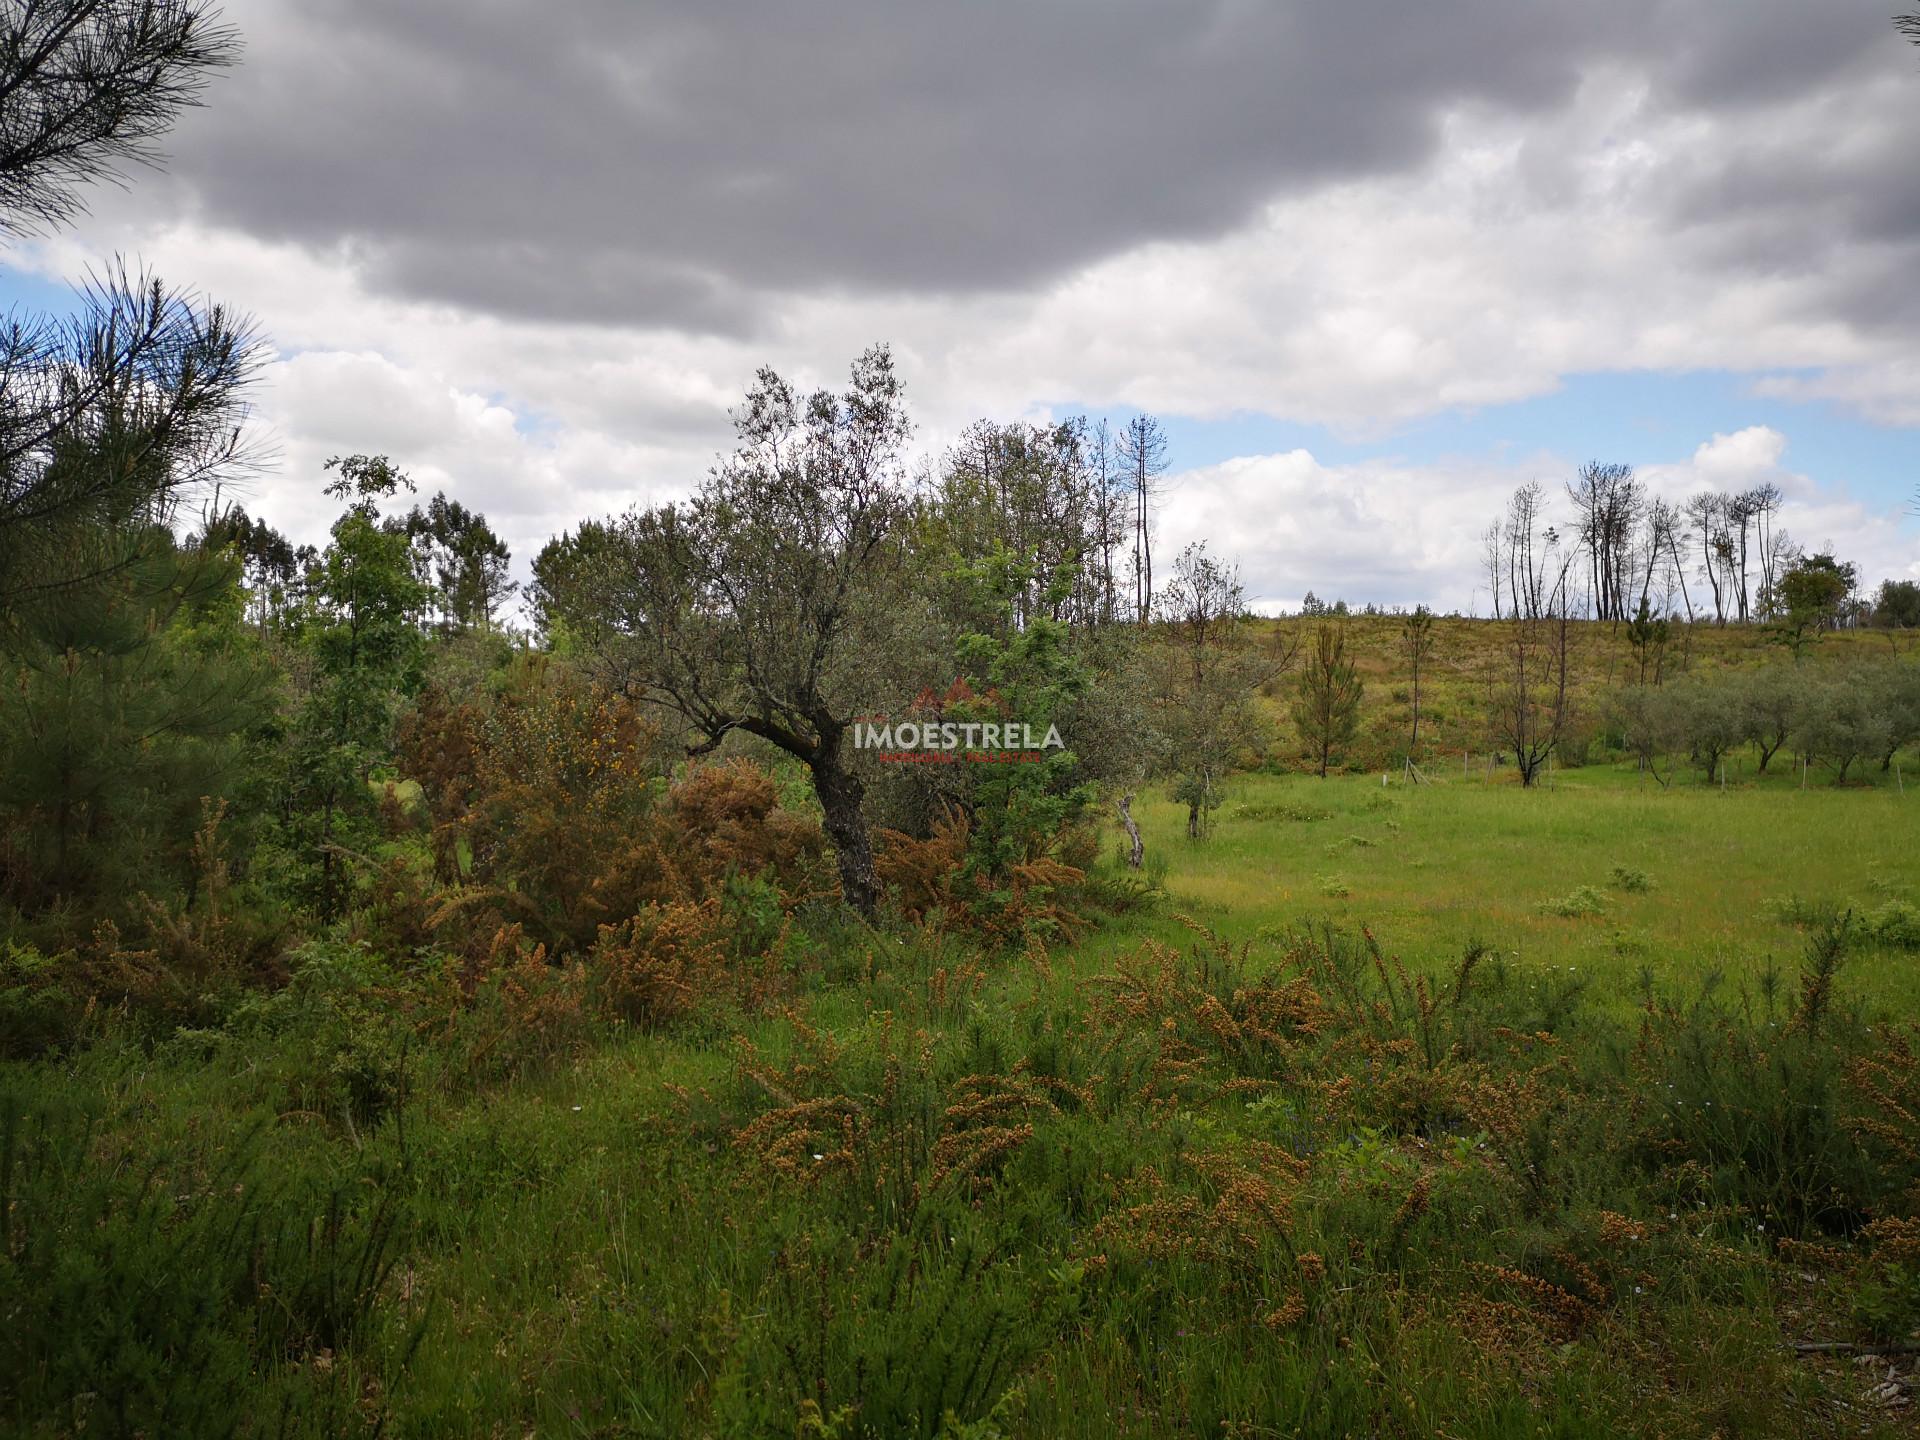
[1102,760,1920,1014]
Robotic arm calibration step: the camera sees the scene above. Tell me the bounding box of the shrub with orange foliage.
[394,686,485,883]
[404,668,828,967]
[1083,1139,1304,1305]
[664,758,831,900]
[876,806,1089,946]
[459,679,669,950]
[1086,924,1330,1107]
[589,898,737,1028]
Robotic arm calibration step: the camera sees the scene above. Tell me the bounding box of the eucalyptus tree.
[393,492,516,633]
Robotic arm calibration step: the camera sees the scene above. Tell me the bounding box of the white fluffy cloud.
[1156,449,1543,614]
[1162,424,1916,616]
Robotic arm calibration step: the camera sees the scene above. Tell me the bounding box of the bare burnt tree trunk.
[1118,793,1144,869]
[1662,507,1694,623]
[1690,494,1726,623]
[1489,569,1574,788]
[1482,521,1504,621]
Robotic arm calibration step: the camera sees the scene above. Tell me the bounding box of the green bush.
[0,941,80,1058]
[1864,899,1920,951]
[1541,885,1609,918]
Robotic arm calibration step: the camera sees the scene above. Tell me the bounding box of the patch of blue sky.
[0,266,88,320]
[1066,368,1918,514]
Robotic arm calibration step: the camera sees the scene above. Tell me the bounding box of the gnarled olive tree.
[604,346,914,915]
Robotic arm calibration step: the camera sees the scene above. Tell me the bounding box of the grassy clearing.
[1095,759,1920,1014]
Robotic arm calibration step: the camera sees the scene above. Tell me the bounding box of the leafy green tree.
[1770,552,1856,659]
[1739,664,1797,772]
[946,551,1096,890]
[588,347,914,915]
[285,456,429,920]
[1866,659,1920,771]
[1873,579,1920,633]
[1153,542,1287,837]
[1613,683,1684,788]
[1673,676,1743,782]
[1796,676,1891,785]
[1292,622,1362,779]
[528,519,626,650]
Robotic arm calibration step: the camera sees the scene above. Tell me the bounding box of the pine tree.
[1291,623,1362,779]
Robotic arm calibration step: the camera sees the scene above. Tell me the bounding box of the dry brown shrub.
[1846,1028,1920,1209]
[395,687,485,882]
[589,898,733,1028]
[1086,936,1329,1105]
[1472,1263,1596,1342]
[875,808,969,924]
[876,806,1089,945]
[1085,1141,1302,1279]
[665,759,830,898]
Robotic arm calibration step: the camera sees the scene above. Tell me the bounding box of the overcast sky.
[5,0,1918,612]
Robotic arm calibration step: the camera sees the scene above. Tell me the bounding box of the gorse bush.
[876,806,1094,946]
[1624,924,1879,1235]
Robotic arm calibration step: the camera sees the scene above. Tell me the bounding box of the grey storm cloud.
[145,0,1918,333]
